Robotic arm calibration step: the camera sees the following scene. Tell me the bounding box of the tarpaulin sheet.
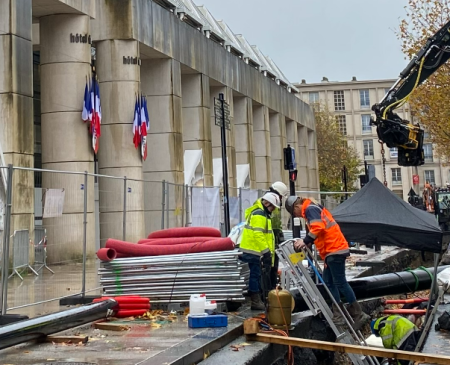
[331,178,442,253]
[241,189,259,214]
[191,187,221,229]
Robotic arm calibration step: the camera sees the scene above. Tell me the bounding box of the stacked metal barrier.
[98,250,249,304]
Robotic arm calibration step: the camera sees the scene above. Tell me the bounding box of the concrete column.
[297,126,309,190]
[269,112,287,183]
[210,86,237,189]
[181,73,213,186]
[141,59,184,233]
[96,40,145,244]
[286,119,300,191]
[308,130,319,190]
[40,14,94,262]
[253,105,272,190]
[233,96,256,189]
[0,0,34,240]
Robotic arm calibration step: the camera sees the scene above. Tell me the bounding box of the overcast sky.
[197,0,410,83]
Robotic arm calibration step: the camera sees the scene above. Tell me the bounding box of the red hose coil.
[106,237,234,257]
[137,237,214,245]
[147,227,221,239]
[112,303,151,311]
[96,248,117,261]
[114,309,148,318]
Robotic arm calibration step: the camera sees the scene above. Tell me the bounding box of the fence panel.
[9,229,37,280]
[191,186,221,229]
[97,174,124,247]
[5,168,99,317]
[163,182,185,230]
[34,227,54,274]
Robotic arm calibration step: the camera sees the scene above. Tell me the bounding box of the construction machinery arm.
[371,19,450,166]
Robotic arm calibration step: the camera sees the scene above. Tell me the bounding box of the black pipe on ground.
[0,299,116,350]
[293,265,449,312]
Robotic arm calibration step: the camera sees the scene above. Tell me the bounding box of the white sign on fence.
[191,187,220,229]
[42,188,65,218]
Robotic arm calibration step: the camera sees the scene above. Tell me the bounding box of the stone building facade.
[0,0,319,261]
[295,77,445,200]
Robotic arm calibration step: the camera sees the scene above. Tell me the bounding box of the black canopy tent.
[331,178,442,253]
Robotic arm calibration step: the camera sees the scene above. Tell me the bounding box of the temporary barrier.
[9,230,38,280]
[34,227,54,274]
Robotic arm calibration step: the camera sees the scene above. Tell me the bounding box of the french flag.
[132,98,140,148]
[89,77,95,135]
[95,80,102,137]
[140,95,149,161]
[82,81,89,122]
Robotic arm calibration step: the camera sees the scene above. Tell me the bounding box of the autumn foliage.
[314,105,361,192]
[398,0,450,158]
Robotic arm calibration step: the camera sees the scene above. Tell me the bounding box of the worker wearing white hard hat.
[269,181,288,202]
[239,192,280,310]
[265,181,288,291]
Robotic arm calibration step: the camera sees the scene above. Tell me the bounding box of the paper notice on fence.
[43,189,65,218]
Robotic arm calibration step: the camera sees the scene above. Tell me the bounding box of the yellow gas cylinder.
[267,288,294,329]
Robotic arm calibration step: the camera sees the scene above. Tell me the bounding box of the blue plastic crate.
[188,314,228,328]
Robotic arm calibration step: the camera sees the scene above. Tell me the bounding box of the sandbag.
[147,227,221,239]
[137,237,213,245]
[105,237,234,257]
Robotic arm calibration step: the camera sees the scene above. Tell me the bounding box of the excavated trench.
[271,250,435,365]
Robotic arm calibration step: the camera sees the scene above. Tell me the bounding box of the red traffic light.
[290,170,298,182]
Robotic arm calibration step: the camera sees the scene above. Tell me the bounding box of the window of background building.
[363,139,374,159]
[392,168,402,185]
[309,92,319,104]
[334,90,345,111]
[390,147,398,158]
[361,114,372,134]
[336,115,347,135]
[360,89,370,108]
[424,170,435,185]
[424,143,433,162]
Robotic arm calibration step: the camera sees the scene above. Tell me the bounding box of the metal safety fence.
[1,164,344,318]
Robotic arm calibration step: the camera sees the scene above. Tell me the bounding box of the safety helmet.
[261,192,281,209]
[285,196,299,215]
[271,181,288,198]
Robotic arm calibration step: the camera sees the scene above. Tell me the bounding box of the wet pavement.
[5,260,100,318]
[0,310,246,365]
[0,246,433,365]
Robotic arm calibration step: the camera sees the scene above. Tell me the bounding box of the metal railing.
[0,164,348,318]
[9,229,38,280]
[0,165,269,317]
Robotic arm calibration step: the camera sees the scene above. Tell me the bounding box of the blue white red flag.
[82,81,89,122]
[132,98,140,148]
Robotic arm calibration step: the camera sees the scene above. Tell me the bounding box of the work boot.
[250,293,266,311]
[348,301,370,331]
[332,302,347,327]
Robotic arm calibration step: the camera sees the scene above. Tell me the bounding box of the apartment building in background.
[294,77,446,200]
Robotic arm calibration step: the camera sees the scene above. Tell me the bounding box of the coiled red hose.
[137,237,214,245]
[105,237,234,257]
[147,227,221,239]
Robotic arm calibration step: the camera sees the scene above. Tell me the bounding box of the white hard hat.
[271,181,288,198]
[262,192,281,209]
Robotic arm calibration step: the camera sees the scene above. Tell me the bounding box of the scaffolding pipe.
[293,265,450,312]
[0,299,116,350]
